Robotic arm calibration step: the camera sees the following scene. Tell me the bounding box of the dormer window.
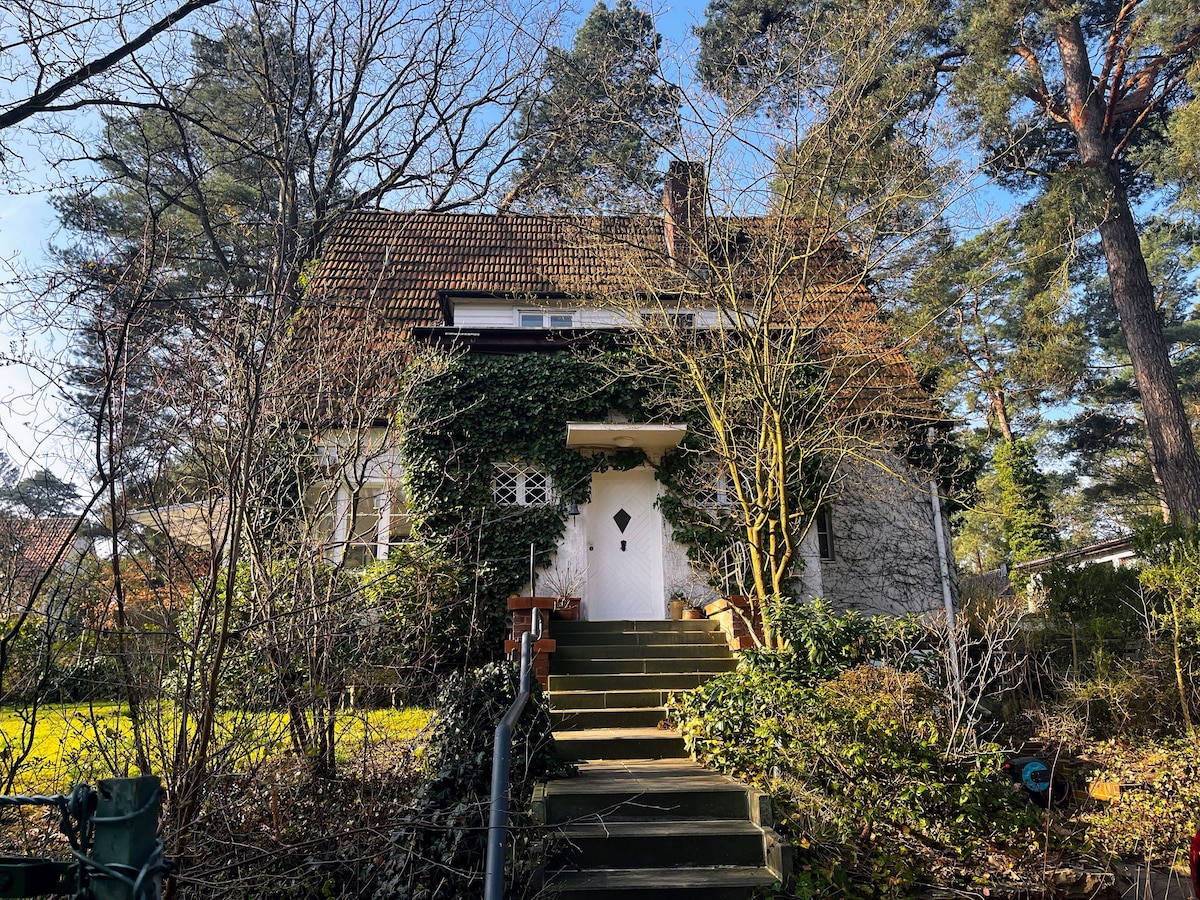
[640,311,696,330]
[518,310,575,328]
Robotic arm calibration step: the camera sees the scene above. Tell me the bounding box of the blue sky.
[0,0,715,481]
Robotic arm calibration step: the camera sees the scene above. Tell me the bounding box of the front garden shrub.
[1076,735,1200,865]
[1041,561,1145,670]
[1134,519,1200,730]
[357,546,482,700]
[669,655,1047,894]
[753,596,925,681]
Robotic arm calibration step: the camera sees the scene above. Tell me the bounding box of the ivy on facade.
[400,351,659,640]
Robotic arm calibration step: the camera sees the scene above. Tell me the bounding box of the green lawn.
[0,703,431,794]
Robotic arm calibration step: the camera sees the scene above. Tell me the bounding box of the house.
[1012,536,1139,575]
[0,516,91,620]
[293,163,953,619]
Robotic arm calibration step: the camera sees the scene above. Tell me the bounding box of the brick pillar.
[506,596,559,688]
[703,595,763,650]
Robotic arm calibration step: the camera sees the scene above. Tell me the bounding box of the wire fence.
[0,777,167,900]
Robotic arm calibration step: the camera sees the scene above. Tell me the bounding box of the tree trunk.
[1095,196,1200,520]
[1055,16,1200,522]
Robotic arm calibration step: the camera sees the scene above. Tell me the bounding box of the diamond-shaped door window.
[613,508,632,533]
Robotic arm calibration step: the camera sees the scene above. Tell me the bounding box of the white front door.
[585,467,664,620]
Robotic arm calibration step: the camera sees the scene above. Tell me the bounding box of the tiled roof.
[301,211,688,325]
[297,210,932,418]
[0,517,83,580]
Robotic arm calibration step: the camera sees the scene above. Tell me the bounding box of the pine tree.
[992,437,1060,565]
[947,0,1200,522]
[504,0,681,212]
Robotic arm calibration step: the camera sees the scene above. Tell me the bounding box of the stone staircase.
[535,619,789,899]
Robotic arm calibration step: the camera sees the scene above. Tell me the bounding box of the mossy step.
[549,689,674,710]
[553,620,721,634]
[547,672,711,692]
[537,761,760,825]
[554,727,686,761]
[551,629,727,646]
[549,820,766,869]
[553,642,732,661]
[541,785,749,823]
[551,657,737,676]
[551,707,667,730]
[543,865,776,899]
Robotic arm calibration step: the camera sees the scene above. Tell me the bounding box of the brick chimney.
[663,160,706,268]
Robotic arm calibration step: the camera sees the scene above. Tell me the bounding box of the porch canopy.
[564,422,687,452]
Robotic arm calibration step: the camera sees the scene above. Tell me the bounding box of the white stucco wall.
[815,455,949,616]
[314,429,950,617]
[450,298,722,329]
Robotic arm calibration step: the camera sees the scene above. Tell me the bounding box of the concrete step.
[549,689,674,711]
[553,642,731,661]
[550,820,767,869]
[541,625,785,897]
[554,727,686,761]
[537,761,752,823]
[551,707,666,730]
[547,672,712,693]
[543,865,777,899]
[552,620,722,636]
[552,656,737,676]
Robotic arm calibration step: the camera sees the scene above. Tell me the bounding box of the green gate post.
[90,777,162,900]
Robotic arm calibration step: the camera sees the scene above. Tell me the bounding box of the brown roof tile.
[297,210,932,419]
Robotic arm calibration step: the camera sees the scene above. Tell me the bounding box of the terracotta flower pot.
[681,607,703,620]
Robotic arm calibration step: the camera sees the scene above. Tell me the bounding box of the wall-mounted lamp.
[612,435,636,447]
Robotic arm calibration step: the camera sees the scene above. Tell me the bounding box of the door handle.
[620,540,626,552]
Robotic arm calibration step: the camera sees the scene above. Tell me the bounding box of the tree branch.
[0,0,220,132]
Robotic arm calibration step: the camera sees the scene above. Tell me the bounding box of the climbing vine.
[399,350,656,646]
[654,442,747,594]
[399,345,852,646]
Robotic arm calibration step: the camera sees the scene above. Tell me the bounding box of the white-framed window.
[696,465,734,511]
[815,507,834,561]
[640,310,696,330]
[518,310,575,328]
[314,481,410,568]
[493,463,552,506]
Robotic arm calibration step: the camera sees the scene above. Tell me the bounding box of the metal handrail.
[483,606,543,900]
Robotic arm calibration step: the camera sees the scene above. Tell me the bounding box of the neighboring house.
[0,516,91,619]
[961,536,1139,605]
[1012,537,1139,576]
[295,163,953,618]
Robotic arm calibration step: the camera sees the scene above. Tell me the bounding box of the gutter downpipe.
[930,478,962,692]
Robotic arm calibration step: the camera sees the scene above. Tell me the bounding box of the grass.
[0,702,431,795]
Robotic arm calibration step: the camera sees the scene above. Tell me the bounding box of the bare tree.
[0,0,219,153]
[33,0,566,889]
[934,590,1031,753]
[590,0,961,645]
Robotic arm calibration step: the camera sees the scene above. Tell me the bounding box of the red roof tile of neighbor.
[296,209,933,419]
[0,517,81,580]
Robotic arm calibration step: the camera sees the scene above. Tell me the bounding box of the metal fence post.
[90,776,163,900]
